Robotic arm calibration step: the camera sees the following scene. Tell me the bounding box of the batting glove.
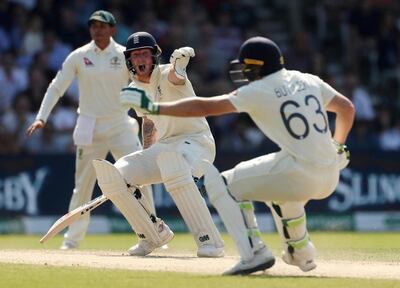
[332,139,350,160]
[170,47,195,79]
[120,87,159,115]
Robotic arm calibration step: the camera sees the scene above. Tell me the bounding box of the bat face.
[40,195,108,243]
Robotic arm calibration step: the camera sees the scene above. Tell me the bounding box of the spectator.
[1,92,37,150]
[0,27,11,53]
[342,72,375,121]
[27,65,51,111]
[0,51,28,112]
[20,15,44,57]
[285,31,317,73]
[42,30,72,72]
[0,123,20,154]
[24,120,73,154]
[0,0,400,155]
[347,120,379,152]
[208,11,242,76]
[379,117,400,151]
[56,6,87,48]
[219,115,264,153]
[377,13,399,72]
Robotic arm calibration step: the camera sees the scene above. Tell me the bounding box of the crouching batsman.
[94,32,224,258]
[121,36,355,275]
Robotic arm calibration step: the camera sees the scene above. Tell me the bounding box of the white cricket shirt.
[36,38,130,122]
[131,64,212,141]
[228,69,339,165]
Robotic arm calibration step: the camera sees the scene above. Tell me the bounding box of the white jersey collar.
[89,37,116,54]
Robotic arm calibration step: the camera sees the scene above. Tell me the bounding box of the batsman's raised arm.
[167,47,195,85]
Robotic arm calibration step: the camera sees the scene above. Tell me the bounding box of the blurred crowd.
[1,0,400,155]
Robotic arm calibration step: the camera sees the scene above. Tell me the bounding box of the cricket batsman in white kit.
[26,11,155,250]
[92,31,224,257]
[121,36,355,275]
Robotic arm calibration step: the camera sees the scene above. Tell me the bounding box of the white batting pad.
[157,152,224,248]
[202,160,254,261]
[139,185,156,215]
[266,201,315,267]
[93,159,164,245]
[267,201,307,242]
[238,201,265,252]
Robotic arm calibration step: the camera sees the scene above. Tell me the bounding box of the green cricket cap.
[88,10,116,26]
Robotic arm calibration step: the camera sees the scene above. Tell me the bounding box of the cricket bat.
[40,194,108,243]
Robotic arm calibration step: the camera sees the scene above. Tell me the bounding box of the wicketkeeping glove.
[170,47,195,79]
[333,139,350,160]
[120,87,159,115]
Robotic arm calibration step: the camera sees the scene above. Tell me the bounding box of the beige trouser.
[223,150,347,203]
[113,133,222,249]
[115,133,215,186]
[222,150,348,262]
[64,115,142,244]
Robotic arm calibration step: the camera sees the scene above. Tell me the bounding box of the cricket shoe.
[281,242,317,272]
[60,240,79,250]
[128,221,174,256]
[197,244,225,258]
[223,246,276,275]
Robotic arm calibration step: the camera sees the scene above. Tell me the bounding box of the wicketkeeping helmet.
[229,36,284,85]
[124,32,162,75]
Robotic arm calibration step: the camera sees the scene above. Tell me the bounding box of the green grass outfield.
[0,232,399,288]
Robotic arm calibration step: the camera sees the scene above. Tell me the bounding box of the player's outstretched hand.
[120,87,159,115]
[26,119,45,137]
[170,47,195,79]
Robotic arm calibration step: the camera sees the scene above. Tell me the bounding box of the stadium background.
[0,0,399,234]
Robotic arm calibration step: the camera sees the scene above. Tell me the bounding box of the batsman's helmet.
[229,36,284,85]
[124,32,162,75]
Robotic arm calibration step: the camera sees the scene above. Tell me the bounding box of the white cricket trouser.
[222,150,348,203]
[115,133,215,186]
[221,150,347,265]
[64,115,141,244]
